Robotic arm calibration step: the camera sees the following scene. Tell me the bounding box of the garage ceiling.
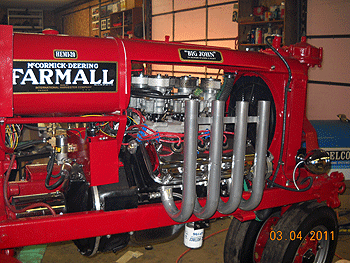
[0,0,77,10]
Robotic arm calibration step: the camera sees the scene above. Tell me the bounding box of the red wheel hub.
[254,216,280,262]
[294,235,318,263]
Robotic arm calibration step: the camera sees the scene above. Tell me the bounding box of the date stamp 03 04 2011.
[269,230,335,241]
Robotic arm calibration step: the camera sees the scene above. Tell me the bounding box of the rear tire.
[224,211,280,263]
[260,201,338,263]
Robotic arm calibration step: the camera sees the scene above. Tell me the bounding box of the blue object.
[310,120,350,179]
[136,125,148,142]
[310,120,350,148]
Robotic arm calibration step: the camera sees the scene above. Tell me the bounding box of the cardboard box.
[126,0,143,10]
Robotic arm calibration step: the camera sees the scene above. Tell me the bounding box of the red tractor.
[0,25,345,262]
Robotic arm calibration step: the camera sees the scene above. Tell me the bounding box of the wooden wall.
[43,11,56,30]
[55,0,113,37]
[0,9,7,25]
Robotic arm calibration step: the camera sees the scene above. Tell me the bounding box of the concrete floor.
[18,181,350,263]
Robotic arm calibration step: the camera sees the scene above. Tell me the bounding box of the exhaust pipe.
[194,100,225,219]
[161,100,198,222]
[240,100,270,210]
[160,100,270,221]
[218,101,249,214]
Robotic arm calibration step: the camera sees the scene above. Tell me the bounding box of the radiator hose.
[216,73,237,101]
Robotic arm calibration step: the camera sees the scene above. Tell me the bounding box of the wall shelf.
[239,19,283,25]
[109,7,143,39]
[238,0,298,50]
[7,9,43,33]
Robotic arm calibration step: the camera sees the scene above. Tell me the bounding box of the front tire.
[260,201,338,263]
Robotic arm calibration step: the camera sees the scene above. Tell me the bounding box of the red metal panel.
[303,117,319,152]
[6,115,124,124]
[0,25,13,117]
[12,33,127,116]
[120,38,305,75]
[0,173,343,249]
[66,116,127,186]
[88,137,121,186]
[281,76,309,175]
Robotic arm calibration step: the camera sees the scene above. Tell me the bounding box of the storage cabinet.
[238,0,297,50]
[109,7,143,38]
[7,9,43,33]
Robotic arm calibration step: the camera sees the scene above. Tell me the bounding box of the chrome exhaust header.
[194,100,225,219]
[160,99,270,222]
[161,100,198,222]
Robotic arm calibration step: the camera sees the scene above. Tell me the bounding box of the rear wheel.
[260,201,338,263]
[224,211,280,263]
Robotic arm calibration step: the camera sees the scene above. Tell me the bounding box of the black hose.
[265,36,292,185]
[255,208,273,221]
[131,88,163,96]
[217,73,237,101]
[22,124,41,130]
[45,151,66,190]
[266,176,313,192]
[16,140,45,151]
[131,91,190,99]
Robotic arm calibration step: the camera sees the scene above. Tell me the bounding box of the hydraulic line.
[265,36,292,184]
[267,177,313,192]
[45,151,69,190]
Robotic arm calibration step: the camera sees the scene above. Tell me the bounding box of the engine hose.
[265,36,292,185]
[255,208,273,221]
[266,176,313,192]
[131,88,163,96]
[45,151,66,190]
[16,140,44,151]
[4,155,56,216]
[216,73,237,101]
[131,92,190,99]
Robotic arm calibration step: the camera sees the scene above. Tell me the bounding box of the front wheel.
[260,201,338,263]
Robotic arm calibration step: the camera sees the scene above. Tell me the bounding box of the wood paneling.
[62,8,90,36]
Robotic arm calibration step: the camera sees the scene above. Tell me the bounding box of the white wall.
[151,0,238,77]
[152,0,237,46]
[151,0,350,118]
